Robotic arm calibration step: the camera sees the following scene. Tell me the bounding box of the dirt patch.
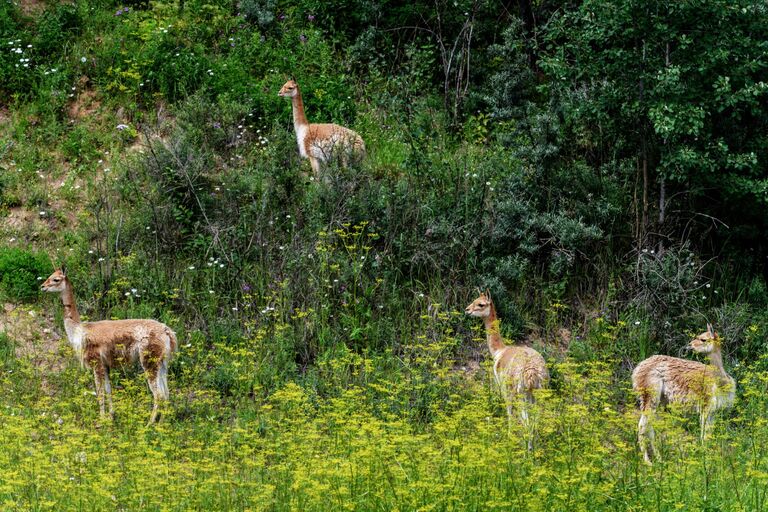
[68,82,102,121]
[126,137,148,154]
[51,198,79,227]
[3,205,65,238]
[17,0,46,16]
[0,106,10,127]
[5,207,37,230]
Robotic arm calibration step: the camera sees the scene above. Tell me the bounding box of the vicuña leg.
[140,345,164,425]
[146,377,162,425]
[522,392,535,451]
[157,360,170,401]
[699,405,715,442]
[638,410,659,464]
[103,369,114,418]
[505,403,514,431]
[92,364,107,419]
[309,157,321,174]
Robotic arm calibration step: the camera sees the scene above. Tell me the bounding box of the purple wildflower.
[115,9,122,16]
[212,122,221,129]
[299,34,307,43]
[116,124,129,131]
[279,14,286,20]
[308,14,315,21]
[242,284,251,292]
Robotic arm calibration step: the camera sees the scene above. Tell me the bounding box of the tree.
[539,0,768,255]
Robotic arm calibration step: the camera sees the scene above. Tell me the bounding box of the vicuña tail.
[166,327,178,354]
[523,366,543,393]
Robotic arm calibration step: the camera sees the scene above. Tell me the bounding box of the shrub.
[0,3,30,96]
[239,0,277,27]
[628,243,709,353]
[33,3,82,56]
[0,247,52,302]
[0,331,13,368]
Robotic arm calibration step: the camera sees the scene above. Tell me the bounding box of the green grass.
[1,351,767,511]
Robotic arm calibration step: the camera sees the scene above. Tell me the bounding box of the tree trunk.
[658,177,666,255]
[515,0,538,72]
[642,150,649,246]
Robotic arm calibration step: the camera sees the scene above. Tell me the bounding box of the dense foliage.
[1,0,768,509]
[0,247,51,302]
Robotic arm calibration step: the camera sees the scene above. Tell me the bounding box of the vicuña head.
[41,268,67,292]
[632,323,735,464]
[688,326,720,353]
[277,78,299,98]
[42,267,177,425]
[278,77,366,174]
[465,290,493,318]
[465,288,548,449]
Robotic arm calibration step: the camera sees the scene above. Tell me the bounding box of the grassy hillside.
[2,0,768,510]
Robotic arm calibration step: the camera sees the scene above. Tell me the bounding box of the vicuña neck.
[484,304,506,356]
[291,88,309,128]
[707,348,728,378]
[61,279,81,325]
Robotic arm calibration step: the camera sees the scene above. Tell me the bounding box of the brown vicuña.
[632,324,735,464]
[42,268,177,424]
[278,79,365,174]
[465,289,548,446]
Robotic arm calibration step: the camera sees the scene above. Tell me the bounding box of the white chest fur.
[295,124,308,158]
[712,377,736,410]
[64,320,86,356]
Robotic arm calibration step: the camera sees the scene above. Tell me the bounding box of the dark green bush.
[0,248,52,302]
[0,331,13,368]
[33,3,81,56]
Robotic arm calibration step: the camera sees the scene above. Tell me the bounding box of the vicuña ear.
[706,322,714,335]
[485,288,491,300]
[60,263,67,276]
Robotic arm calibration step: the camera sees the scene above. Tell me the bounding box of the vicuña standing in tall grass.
[278,78,365,174]
[42,268,177,424]
[466,290,548,447]
[632,324,735,464]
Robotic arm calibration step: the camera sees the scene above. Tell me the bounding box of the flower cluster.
[206,257,225,269]
[7,40,31,68]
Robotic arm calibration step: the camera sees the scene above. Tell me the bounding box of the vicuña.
[466,289,549,448]
[278,78,365,174]
[42,268,177,424]
[632,324,735,464]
